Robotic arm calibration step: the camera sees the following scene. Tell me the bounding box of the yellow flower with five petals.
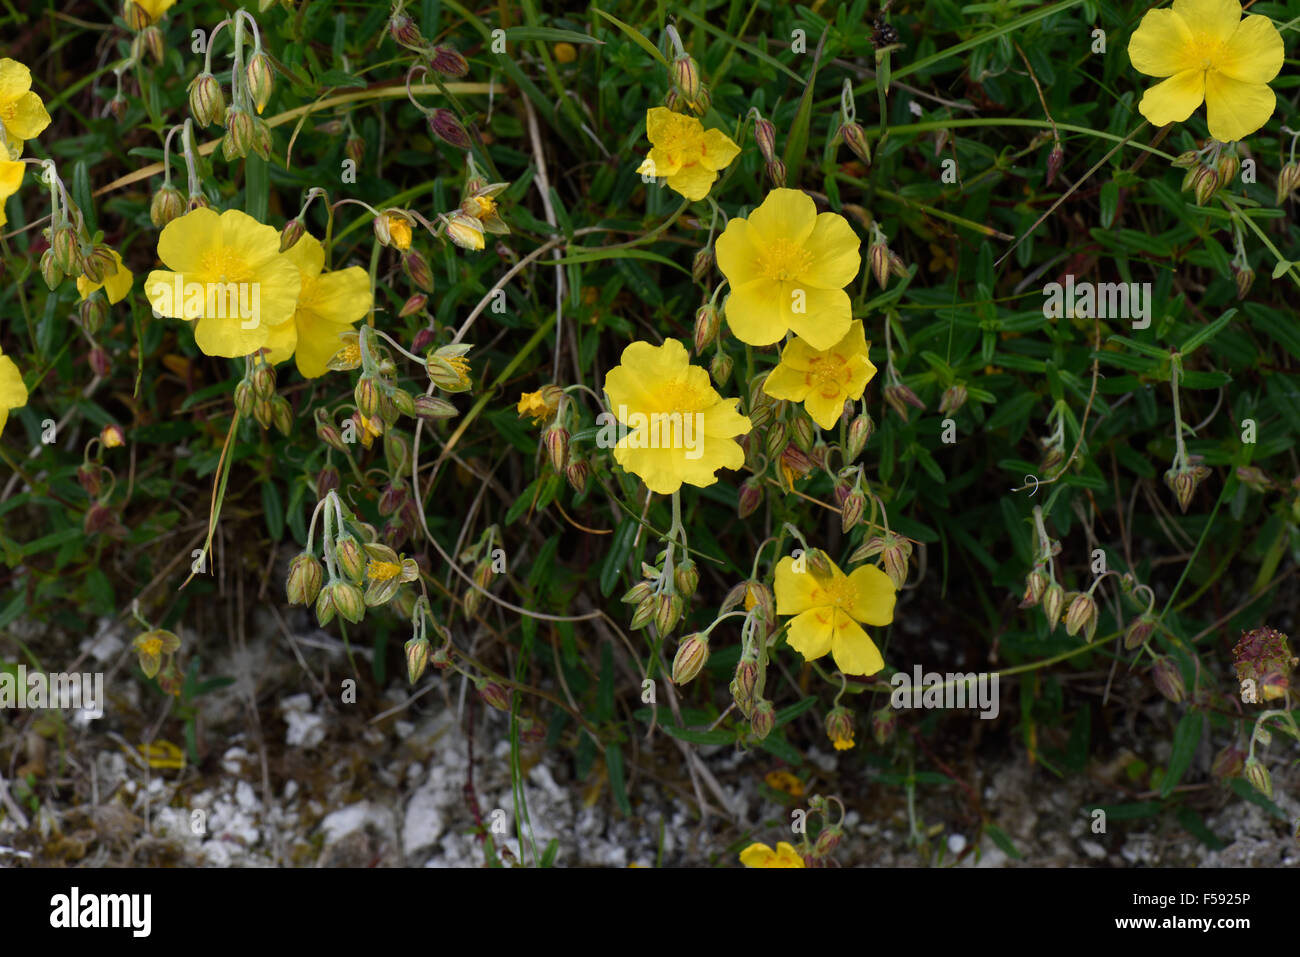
[1129,0,1283,143]
[636,107,740,202]
[715,188,861,350]
[77,249,134,304]
[0,346,28,437]
[0,59,51,151]
[774,552,895,676]
[762,321,876,430]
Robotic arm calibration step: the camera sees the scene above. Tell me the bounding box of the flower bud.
[543,423,569,472]
[122,0,151,30]
[222,106,255,160]
[671,633,709,685]
[629,594,657,631]
[50,225,80,275]
[100,424,126,449]
[1170,149,1200,169]
[842,414,872,462]
[622,580,654,606]
[79,294,109,336]
[812,825,843,859]
[1232,264,1254,300]
[880,535,911,590]
[765,158,786,188]
[245,50,274,115]
[429,108,472,150]
[345,136,365,168]
[1020,568,1047,609]
[81,244,117,285]
[869,241,892,289]
[1046,143,1065,186]
[825,706,855,750]
[938,383,968,415]
[753,115,776,162]
[1216,153,1239,187]
[39,249,62,290]
[187,72,225,127]
[672,53,702,102]
[749,698,776,740]
[692,303,720,354]
[1151,656,1185,703]
[561,456,588,493]
[429,44,469,78]
[1244,757,1272,799]
[764,419,788,463]
[731,656,760,718]
[674,559,699,600]
[838,121,871,166]
[400,293,428,318]
[737,476,763,519]
[655,592,684,636]
[388,11,424,50]
[1211,744,1246,780]
[1042,582,1065,628]
[151,184,185,227]
[1064,591,1098,640]
[841,486,866,534]
[315,585,336,626]
[316,466,341,500]
[477,680,512,713]
[88,346,111,378]
[280,218,306,253]
[334,534,367,583]
[1124,612,1156,650]
[1275,162,1300,204]
[402,250,434,293]
[413,394,458,420]
[405,637,431,684]
[330,580,366,624]
[286,553,324,605]
[709,350,733,386]
[871,706,896,745]
[1192,166,1219,206]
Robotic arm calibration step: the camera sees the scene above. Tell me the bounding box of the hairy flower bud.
[671,633,709,685]
[1151,656,1186,703]
[405,637,431,684]
[477,680,511,712]
[938,383,968,415]
[429,44,470,78]
[428,108,472,149]
[825,706,855,750]
[388,11,424,50]
[765,158,786,188]
[334,534,367,583]
[151,184,185,227]
[838,121,871,166]
[1211,744,1246,780]
[872,706,897,746]
[79,294,109,336]
[674,559,699,600]
[753,115,776,163]
[1124,612,1156,650]
[709,350,733,386]
[1045,143,1065,187]
[655,592,684,636]
[1063,591,1098,641]
[841,486,866,534]
[188,72,225,127]
[280,218,306,253]
[246,50,274,114]
[543,423,569,472]
[1020,568,1047,609]
[693,303,720,353]
[413,394,458,420]
[286,553,324,605]
[749,698,776,741]
[1042,582,1065,629]
[1244,756,1272,799]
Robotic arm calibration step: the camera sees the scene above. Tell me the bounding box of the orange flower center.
[759,238,812,282]
[804,354,851,397]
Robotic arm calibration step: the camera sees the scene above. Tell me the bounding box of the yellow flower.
[145,207,301,359]
[77,249,134,304]
[832,730,854,751]
[739,842,805,868]
[764,770,804,798]
[0,347,28,437]
[366,559,402,582]
[446,211,485,251]
[774,553,895,676]
[1129,0,1283,142]
[131,0,176,24]
[0,159,22,227]
[601,338,751,495]
[715,188,861,350]
[762,321,876,430]
[517,388,560,424]
[0,59,51,148]
[262,234,372,378]
[385,213,412,251]
[636,107,740,202]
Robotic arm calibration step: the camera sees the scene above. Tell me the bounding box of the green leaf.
[591,8,670,70]
[505,26,603,44]
[261,480,284,542]
[782,27,827,186]
[660,724,733,746]
[983,823,1022,859]
[600,516,636,597]
[1175,807,1225,850]
[604,744,632,815]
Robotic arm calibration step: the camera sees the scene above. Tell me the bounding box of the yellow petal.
[1171,0,1242,42]
[803,387,847,430]
[1205,71,1274,141]
[294,317,355,379]
[698,128,740,172]
[3,91,50,140]
[799,212,861,290]
[613,444,687,494]
[300,266,371,326]
[724,278,787,346]
[0,59,31,103]
[714,217,763,286]
[0,353,28,410]
[774,554,827,615]
[828,611,884,676]
[772,842,806,867]
[786,286,852,351]
[1128,8,1196,77]
[193,315,267,358]
[666,162,718,201]
[261,313,297,367]
[845,564,896,625]
[746,188,817,248]
[739,843,776,867]
[762,361,813,403]
[1137,68,1205,127]
[0,159,22,198]
[1213,14,1283,83]
[786,607,836,663]
[157,207,220,273]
